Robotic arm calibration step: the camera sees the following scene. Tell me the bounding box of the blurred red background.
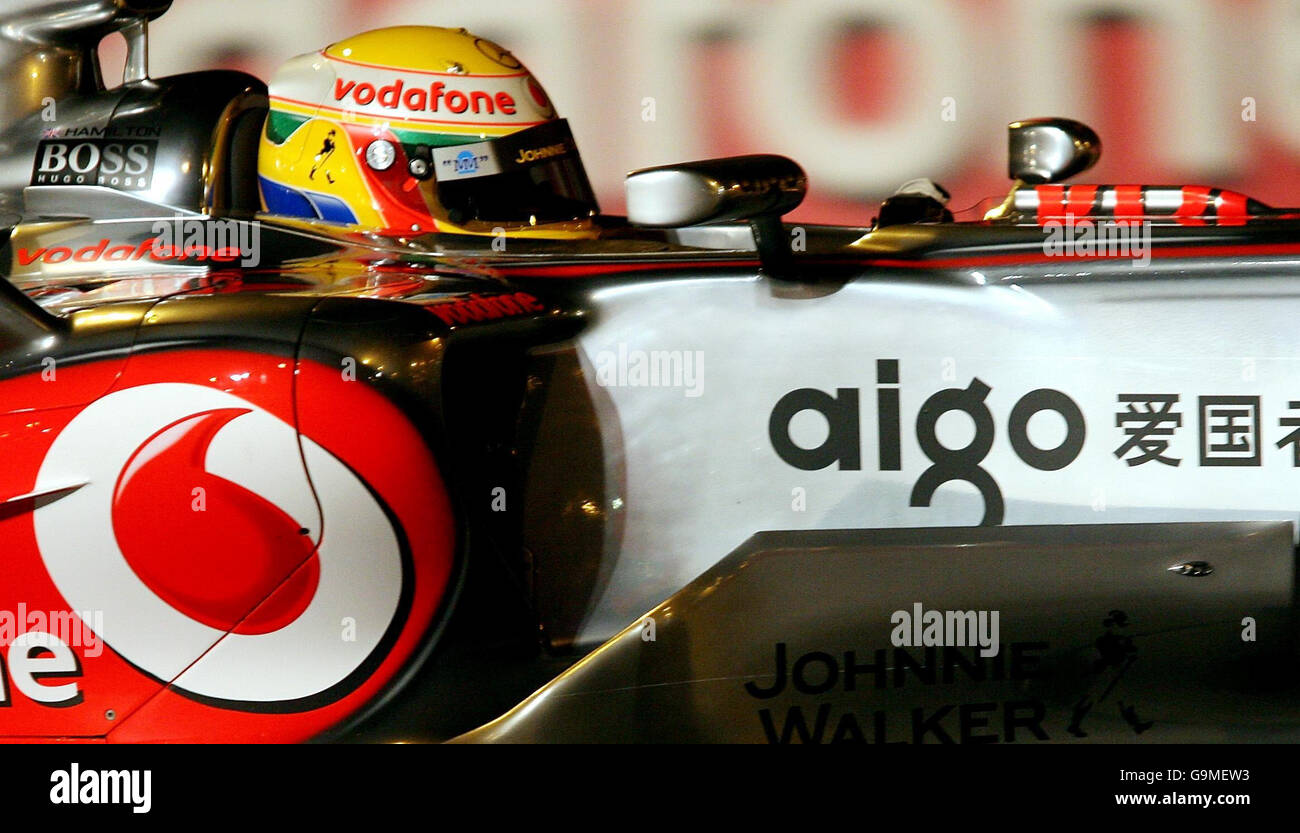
[102,0,1300,224]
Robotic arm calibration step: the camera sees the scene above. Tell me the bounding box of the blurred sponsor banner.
[133,0,1300,223]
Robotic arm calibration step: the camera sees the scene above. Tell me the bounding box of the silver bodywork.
[0,0,263,217]
[462,522,1297,743]
[554,256,1300,646]
[1,0,1295,743]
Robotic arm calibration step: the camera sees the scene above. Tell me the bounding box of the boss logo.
[30,139,157,191]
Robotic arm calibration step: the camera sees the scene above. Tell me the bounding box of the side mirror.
[626,154,806,278]
[1007,118,1101,184]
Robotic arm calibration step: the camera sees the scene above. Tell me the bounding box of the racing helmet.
[257,26,599,237]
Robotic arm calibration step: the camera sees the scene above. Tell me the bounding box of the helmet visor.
[427,120,598,226]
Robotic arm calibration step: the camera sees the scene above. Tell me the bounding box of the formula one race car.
[2,0,1299,744]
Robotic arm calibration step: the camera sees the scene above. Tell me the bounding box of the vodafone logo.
[333,77,517,117]
[15,237,242,267]
[320,60,553,125]
[31,383,405,707]
[426,291,545,326]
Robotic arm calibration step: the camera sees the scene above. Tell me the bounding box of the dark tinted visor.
[430,119,598,225]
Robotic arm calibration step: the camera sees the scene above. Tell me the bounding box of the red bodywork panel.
[0,350,455,742]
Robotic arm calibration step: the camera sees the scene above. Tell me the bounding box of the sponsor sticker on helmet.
[324,62,549,127]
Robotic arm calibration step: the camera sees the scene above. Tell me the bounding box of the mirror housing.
[1007,117,1101,184]
[626,154,806,278]
[625,154,805,227]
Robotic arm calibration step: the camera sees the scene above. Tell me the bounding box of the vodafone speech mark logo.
[31,383,405,707]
